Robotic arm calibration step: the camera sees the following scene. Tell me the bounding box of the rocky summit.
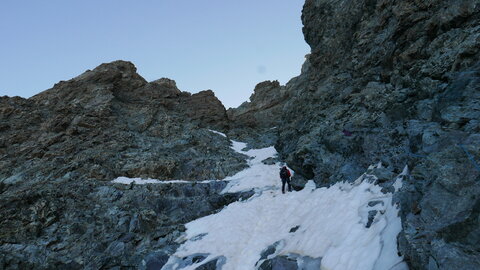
[1,0,480,269]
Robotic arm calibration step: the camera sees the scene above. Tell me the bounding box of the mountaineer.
[279,166,292,194]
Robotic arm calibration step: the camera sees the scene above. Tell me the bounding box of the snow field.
[164,179,406,270]
[160,130,407,270]
[112,130,407,270]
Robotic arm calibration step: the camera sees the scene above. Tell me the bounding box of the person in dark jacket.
[279,166,292,194]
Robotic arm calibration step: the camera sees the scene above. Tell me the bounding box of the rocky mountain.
[0,61,252,269]
[271,0,480,269]
[1,0,479,269]
[1,61,246,184]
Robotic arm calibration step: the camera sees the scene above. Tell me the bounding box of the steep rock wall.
[276,0,480,269]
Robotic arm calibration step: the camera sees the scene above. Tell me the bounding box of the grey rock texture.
[228,81,286,128]
[273,0,480,269]
[258,254,322,270]
[0,61,246,184]
[227,80,288,149]
[255,241,322,270]
[0,180,252,269]
[0,61,251,269]
[259,256,298,270]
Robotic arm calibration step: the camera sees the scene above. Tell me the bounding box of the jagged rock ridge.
[0,60,252,269]
[1,61,245,184]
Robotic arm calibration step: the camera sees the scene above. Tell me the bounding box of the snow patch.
[400,165,409,176]
[368,162,384,170]
[230,140,248,153]
[208,129,227,137]
[112,177,213,185]
[221,143,289,194]
[393,165,409,192]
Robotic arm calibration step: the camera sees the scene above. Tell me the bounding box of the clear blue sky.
[0,0,309,108]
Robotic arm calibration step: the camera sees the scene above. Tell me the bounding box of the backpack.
[280,167,289,179]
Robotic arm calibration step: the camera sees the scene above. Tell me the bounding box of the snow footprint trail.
[161,131,408,270]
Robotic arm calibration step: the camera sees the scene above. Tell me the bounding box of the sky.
[0,0,309,108]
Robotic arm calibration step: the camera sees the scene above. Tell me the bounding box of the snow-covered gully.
[114,131,408,270]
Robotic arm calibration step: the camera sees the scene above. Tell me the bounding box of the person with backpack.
[279,166,292,194]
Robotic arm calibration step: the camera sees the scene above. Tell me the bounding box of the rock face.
[0,61,250,269]
[274,0,480,269]
[228,80,287,129]
[227,80,288,148]
[0,61,245,184]
[0,180,252,269]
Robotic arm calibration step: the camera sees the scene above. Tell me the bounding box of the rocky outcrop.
[0,61,250,269]
[0,180,252,269]
[227,80,288,148]
[0,61,244,185]
[275,0,480,269]
[228,80,286,129]
[184,90,229,129]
